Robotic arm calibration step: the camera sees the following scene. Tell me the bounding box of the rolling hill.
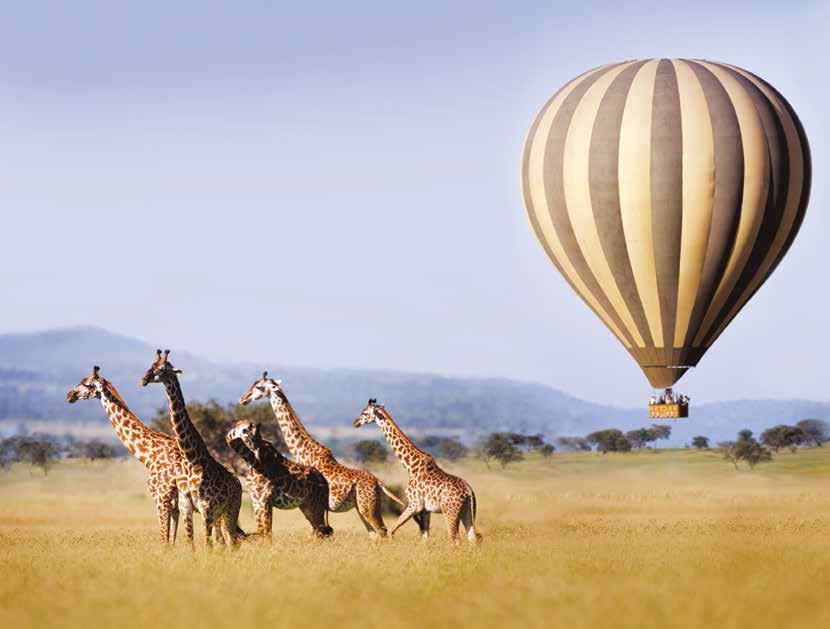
[1,327,827,445]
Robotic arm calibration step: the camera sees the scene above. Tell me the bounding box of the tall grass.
[2,449,830,629]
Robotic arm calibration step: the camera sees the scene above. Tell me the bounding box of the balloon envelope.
[521,59,810,388]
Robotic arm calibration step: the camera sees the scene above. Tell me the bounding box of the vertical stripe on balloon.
[618,60,663,348]
[522,65,633,346]
[693,61,770,347]
[564,61,645,347]
[649,59,683,355]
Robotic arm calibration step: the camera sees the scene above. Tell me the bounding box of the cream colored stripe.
[702,63,806,347]
[693,61,770,346]
[525,66,632,347]
[563,61,645,347]
[618,60,662,346]
[672,60,715,346]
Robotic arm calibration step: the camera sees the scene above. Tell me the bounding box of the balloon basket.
[648,403,689,419]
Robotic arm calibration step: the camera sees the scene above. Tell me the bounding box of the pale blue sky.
[1,1,827,405]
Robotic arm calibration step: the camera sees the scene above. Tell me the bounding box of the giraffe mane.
[103,379,129,409]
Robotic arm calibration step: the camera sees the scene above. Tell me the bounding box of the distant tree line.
[477,432,555,468]
[5,410,828,475]
[0,432,123,475]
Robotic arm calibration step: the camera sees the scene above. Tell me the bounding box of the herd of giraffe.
[65,350,481,548]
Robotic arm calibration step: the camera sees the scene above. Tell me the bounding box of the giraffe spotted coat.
[226,420,332,538]
[141,350,243,549]
[355,398,482,544]
[239,373,413,539]
[66,366,195,546]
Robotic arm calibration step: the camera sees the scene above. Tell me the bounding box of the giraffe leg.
[299,500,332,538]
[356,481,387,540]
[214,526,226,546]
[356,510,380,540]
[204,511,215,550]
[180,496,195,550]
[222,488,243,548]
[219,512,239,549]
[460,495,482,544]
[156,502,172,546]
[169,500,180,545]
[444,503,462,544]
[418,510,431,541]
[253,503,273,540]
[389,503,420,537]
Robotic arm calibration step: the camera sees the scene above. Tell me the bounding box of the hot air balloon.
[521,59,811,417]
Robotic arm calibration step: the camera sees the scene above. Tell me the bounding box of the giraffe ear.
[275,379,282,386]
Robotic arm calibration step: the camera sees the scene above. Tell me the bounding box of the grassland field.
[2,447,830,629]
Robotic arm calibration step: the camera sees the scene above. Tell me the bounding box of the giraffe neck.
[98,381,156,465]
[375,408,429,475]
[228,438,258,469]
[268,392,324,460]
[162,376,213,468]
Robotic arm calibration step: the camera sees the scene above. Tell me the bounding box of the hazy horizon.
[1,1,827,406]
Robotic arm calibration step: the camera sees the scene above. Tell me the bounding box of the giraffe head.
[354,398,384,428]
[65,366,105,403]
[139,349,182,387]
[239,371,283,406]
[225,420,263,454]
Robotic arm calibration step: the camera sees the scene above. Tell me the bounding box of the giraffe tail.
[465,481,483,543]
[378,481,406,507]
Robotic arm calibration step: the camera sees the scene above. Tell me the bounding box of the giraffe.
[239,372,410,539]
[65,365,194,546]
[140,350,243,548]
[225,420,333,539]
[354,398,482,544]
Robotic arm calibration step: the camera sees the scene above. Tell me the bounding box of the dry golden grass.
[2,448,830,629]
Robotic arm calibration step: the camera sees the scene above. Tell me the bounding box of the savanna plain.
[2,447,829,629]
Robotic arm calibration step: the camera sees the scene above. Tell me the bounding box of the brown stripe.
[681,61,743,348]
[542,65,638,348]
[520,65,628,343]
[748,71,812,280]
[650,59,683,351]
[700,68,811,349]
[588,60,654,347]
[696,64,786,348]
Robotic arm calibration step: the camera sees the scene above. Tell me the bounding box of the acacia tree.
[760,425,807,453]
[720,430,772,470]
[479,433,524,469]
[586,429,631,454]
[626,428,651,449]
[151,399,287,472]
[691,436,710,449]
[649,424,672,449]
[796,419,828,447]
[351,439,389,466]
[556,436,591,451]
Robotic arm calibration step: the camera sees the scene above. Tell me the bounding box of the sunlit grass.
[2,448,830,629]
